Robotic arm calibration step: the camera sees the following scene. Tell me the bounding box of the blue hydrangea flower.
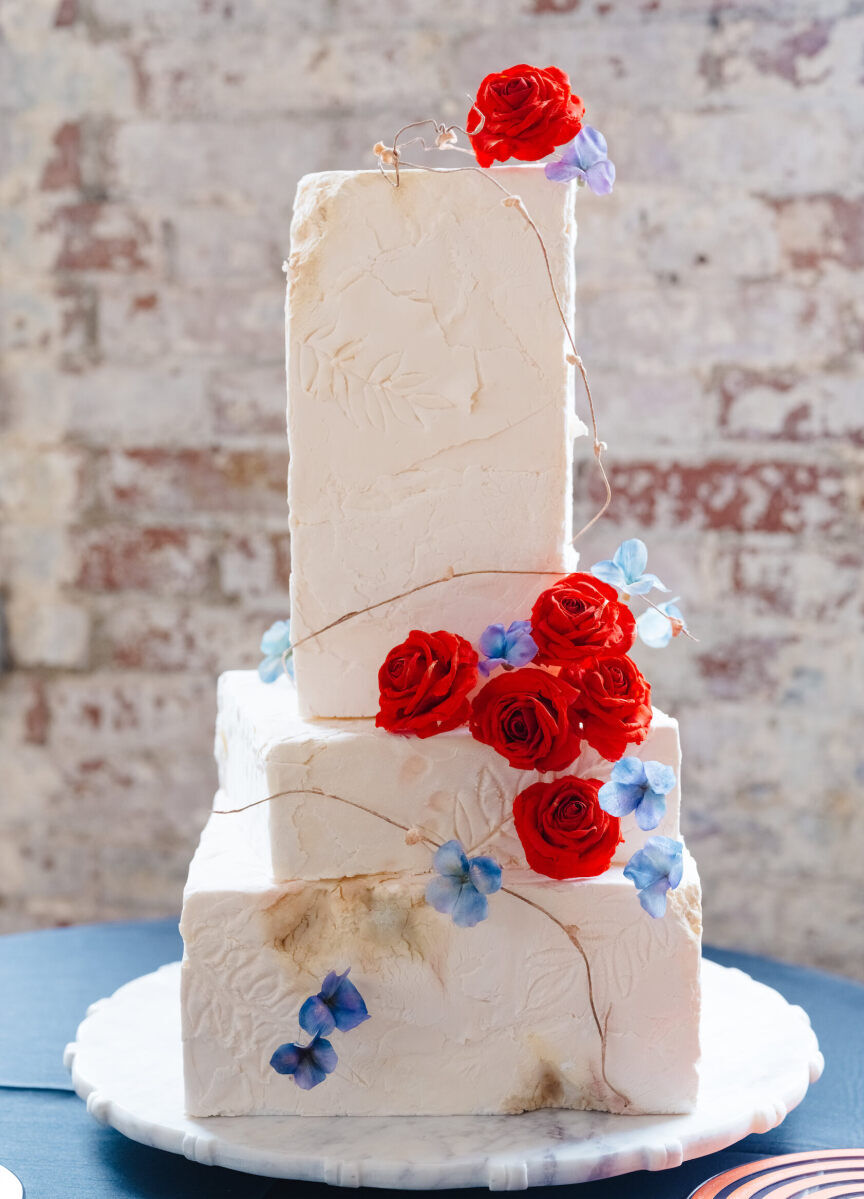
[258,619,293,683]
[425,840,502,928]
[545,127,616,195]
[623,836,684,918]
[636,598,688,649]
[599,758,676,831]
[298,969,370,1037]
[478,620,538,677]
[590,539,668,597]
[270,1034,337,1090]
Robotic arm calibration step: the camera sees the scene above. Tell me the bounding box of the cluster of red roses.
[376,573,653,881]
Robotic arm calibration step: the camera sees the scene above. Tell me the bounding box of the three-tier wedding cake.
[179,64,702,1119]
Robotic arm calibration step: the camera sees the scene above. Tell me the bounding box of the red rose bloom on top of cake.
[513,775,621,879]
[376,629,478,739]
[564,653,652,762]
[467,64,585,169]
[530,572,636,668]
[469,667,581,772]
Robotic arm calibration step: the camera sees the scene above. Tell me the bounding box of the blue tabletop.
[0,919,861,1198]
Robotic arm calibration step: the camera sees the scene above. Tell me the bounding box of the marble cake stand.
[64,960,822,1191]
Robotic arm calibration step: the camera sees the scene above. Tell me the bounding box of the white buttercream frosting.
[181,812,702,1117]
[215,671,683,881]
[286,167,586,718]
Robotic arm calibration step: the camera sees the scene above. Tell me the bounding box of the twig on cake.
[501,885,631,1112]
[212,787,443,852]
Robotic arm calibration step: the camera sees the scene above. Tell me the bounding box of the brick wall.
[1,1,861,975]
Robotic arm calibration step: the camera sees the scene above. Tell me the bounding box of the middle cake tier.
[216,671,683,883]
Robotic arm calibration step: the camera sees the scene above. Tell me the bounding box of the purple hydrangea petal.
[327,974,370,1032]
[545,159,583,183]
[634,789,667,831]
[599,780,643,817]
[585,158,616,196]
[269,1041,302,1075]
[574,126,608,167]
[636,607,674,649]
[643,761,676,795]
[260,619,292,656]
[308,1036,338,1074]
[258,654,285,684]
[636,877,671,918]
[298,994,335,1037]
[667,851,685,891]
[613,539,649,583]
[318,968,347,1001]
[589,558,629,589]
[479,623,507,659]
[506,620,533,636]
[451,885,489,928]
[433,839,469,879]
[610,757,647,786]
[468,856,502,895]
[642,835,683,877]
[478,655,507,677]
[506,631,538,668]
[425,874,463,915]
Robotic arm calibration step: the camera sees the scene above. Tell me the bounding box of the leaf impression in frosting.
[300,324,452,431]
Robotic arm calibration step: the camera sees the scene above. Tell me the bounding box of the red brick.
[40,123,82,191]
[47,203,152,273]
[98,448,287,515]
[597,458,852,536]
[73,525,213,594]
[768,194,864,273]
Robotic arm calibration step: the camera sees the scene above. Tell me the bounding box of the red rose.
[564,654,652,762]
[376,629,478,738]
[531,572,636,668]
[469,667,581,772]
[467,64,585,169]
[514,775,621,879]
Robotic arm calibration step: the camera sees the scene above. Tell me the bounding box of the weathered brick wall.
[1,1,861,974]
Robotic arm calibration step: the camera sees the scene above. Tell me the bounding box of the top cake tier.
[286,166,585,718]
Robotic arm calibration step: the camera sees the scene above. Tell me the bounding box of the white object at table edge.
[64,959,823,1191]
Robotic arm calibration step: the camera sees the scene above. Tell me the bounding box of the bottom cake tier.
[181,809,702,1118]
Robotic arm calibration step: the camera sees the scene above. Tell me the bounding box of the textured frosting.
[181,812,702,1117]
[286,167,586,718]
[215,671,683,882]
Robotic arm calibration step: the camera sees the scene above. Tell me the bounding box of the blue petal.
[451,884,489,928]
[636,607,673,649]
[260,619,291,656]
[479,624,507,659]
[643,761,676,795]
[634,789,667,831]
[468,855,502,895]
[637,877,671,918]
[433,840,469,878]
[610,757,647,786]
[585,158,615,196]
[642,836,683,880]
[298,994,335,1036]
[626,573,669,596]
[478,656,506,677]
[574,126,608,166]
[318,968,347,1001]
[270,1042,302,1075]
[613,539,648,583]
[545,160,582,183]
[258,654,285,684]
[667,851,685,890]
[598,781,643,817]
[505,631,538,668]
[307,1035,338,1075]
[590,559,628,590]
[623,848,661,891]
[328,975,370,1032]
[425,874,462,915]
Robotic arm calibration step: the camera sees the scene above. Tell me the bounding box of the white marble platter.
[64,960,823,1191]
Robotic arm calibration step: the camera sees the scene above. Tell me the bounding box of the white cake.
[180,159,703,1119]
